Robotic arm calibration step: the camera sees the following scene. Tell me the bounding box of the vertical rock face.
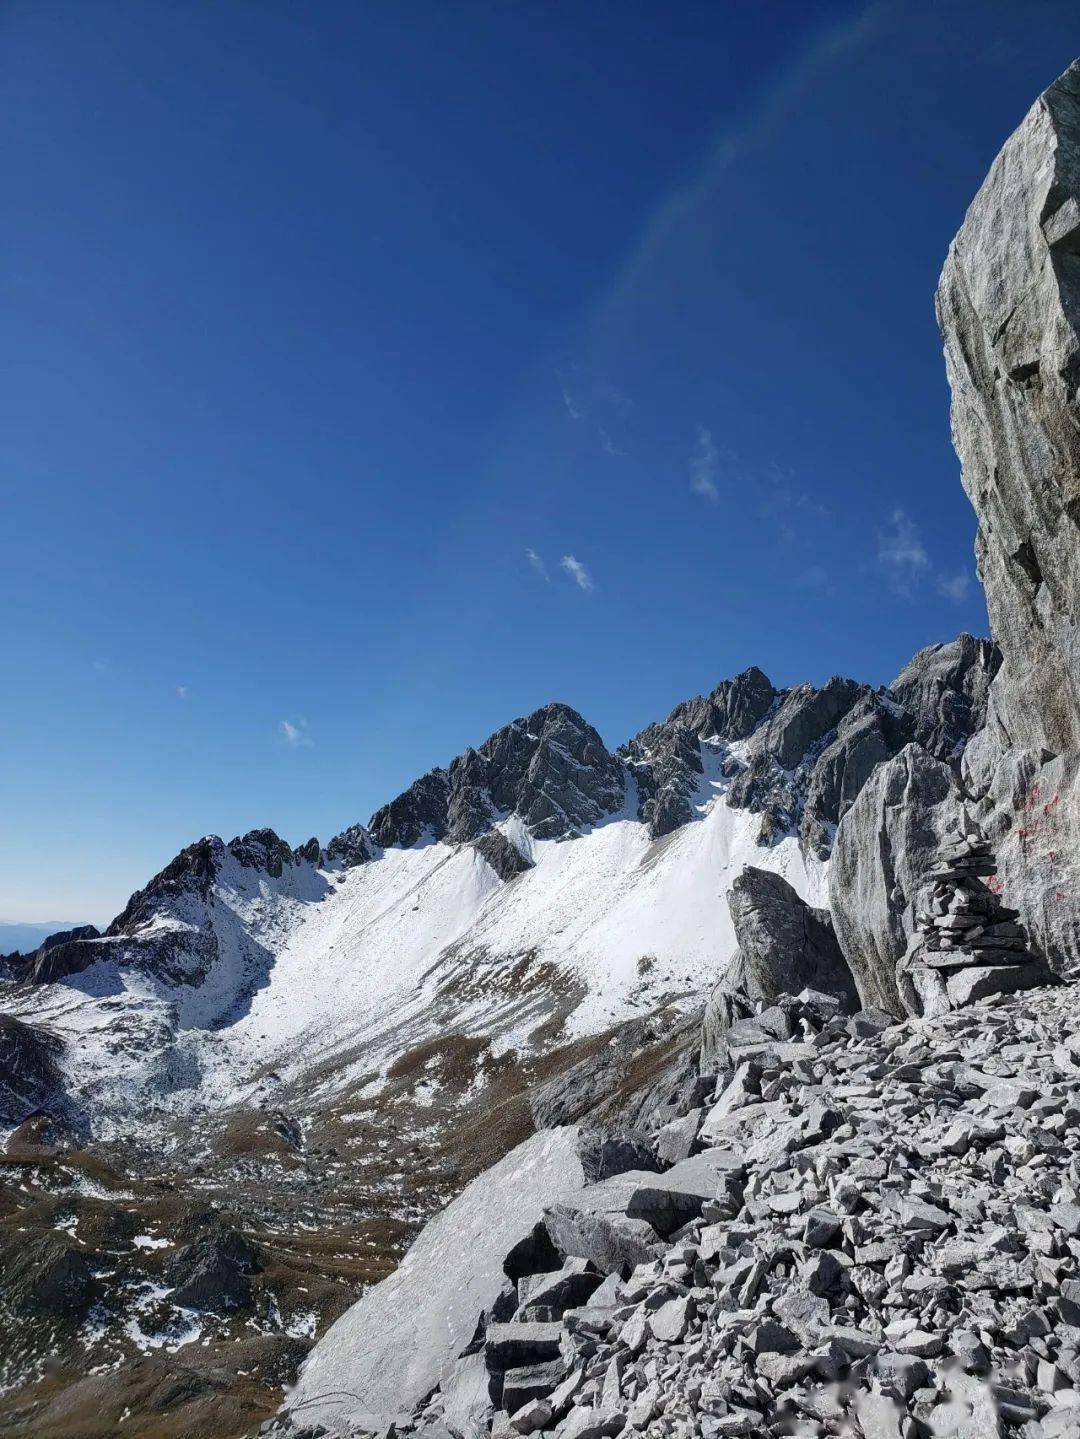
[829,745,963,1016]
[889,635,1000,763]
[937,59,1080,968]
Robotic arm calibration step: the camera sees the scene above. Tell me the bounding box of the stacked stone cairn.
[904,817,1050,1015]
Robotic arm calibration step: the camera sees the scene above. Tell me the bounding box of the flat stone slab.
[946,962,1050,1007]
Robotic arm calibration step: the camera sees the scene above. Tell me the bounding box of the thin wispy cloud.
[558,373,585,421]
[176,685,188,699]
[599,426,622,457]
[877,508,930,594]
[280,718,313,747]
[876,509,973,604]
[937,569,972,603]
[525,547,550,582]
[560,554,595,593]
[689,425,720,503]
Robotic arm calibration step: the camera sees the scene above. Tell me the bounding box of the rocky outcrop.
[368,769,453,848]
[371,705,626,849]
[0,1234,96,1322]
[0,1014,67,1125]
[724,867,858,1012]
[722,644,996,858]
[27,829,326,1002]
[665,665,778,742]
[620,668,777,837]
[829,744,963,1016]
[473,829,534,881]
[165,1227,263,1312]
[889,635,1000,762]
[621,647,992,850]
[324,822,376,868]
[937,59,1080,970]
[702,900,847,1079]
[282,1126,586,1431]
[727,679,871,849]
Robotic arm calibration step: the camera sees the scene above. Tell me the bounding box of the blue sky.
[3,1,1079,924]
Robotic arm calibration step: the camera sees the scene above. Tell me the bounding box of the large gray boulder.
[937,59,1080,970]
[829,745,963,1016]
[283,1126,585,1434]
[725,867,858,1012]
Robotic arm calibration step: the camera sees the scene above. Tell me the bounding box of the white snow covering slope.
[201,741,826,1104]
[5,743,828,1120]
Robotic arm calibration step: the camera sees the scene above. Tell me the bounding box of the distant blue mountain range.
[0,921,89,955]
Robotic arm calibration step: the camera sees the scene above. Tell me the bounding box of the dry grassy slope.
[0,996,697,1439]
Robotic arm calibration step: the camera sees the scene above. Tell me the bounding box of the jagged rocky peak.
[938,58,1080,969]
[888,633,1000,762]
[726,643,1000,857]
[108,836,226,936]
[226,827,297,877]
[725,675,880,848]
[28,827,329,989]
[368,768,452,848]
[368,702,626,848]
[664,665,777,741]
[324,822,376,868]
[751,674,868,773]
[108,827,320,937]
[620,667,779,839]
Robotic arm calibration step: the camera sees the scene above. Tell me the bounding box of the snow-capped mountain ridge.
[1,635,998,1134]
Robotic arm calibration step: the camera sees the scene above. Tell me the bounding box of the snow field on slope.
[202,743,827,1100]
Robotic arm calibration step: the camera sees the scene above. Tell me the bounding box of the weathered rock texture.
[619,638,994,850]
[0,1014,66,1126]
[829,744,963,1016]
[314,977,1080,1439]
[282,1127,586,1431]
[938,58,1080,970]
[701,857,862,1053]
[900,824,1052,1017]
[722,866,858,1013]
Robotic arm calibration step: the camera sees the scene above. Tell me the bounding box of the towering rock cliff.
[937,59,1080,969]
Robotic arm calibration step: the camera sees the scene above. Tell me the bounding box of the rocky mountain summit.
[7,634,994,1015]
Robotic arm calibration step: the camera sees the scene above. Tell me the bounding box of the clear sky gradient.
[4,1,1079,923]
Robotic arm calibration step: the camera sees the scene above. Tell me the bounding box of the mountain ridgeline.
[12,635,998,994]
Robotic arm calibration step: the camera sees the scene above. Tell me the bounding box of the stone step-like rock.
[484,1322,564,1373]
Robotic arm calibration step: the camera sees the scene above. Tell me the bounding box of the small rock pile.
[386,979,1080,1439]
[902,822,1050,1015]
